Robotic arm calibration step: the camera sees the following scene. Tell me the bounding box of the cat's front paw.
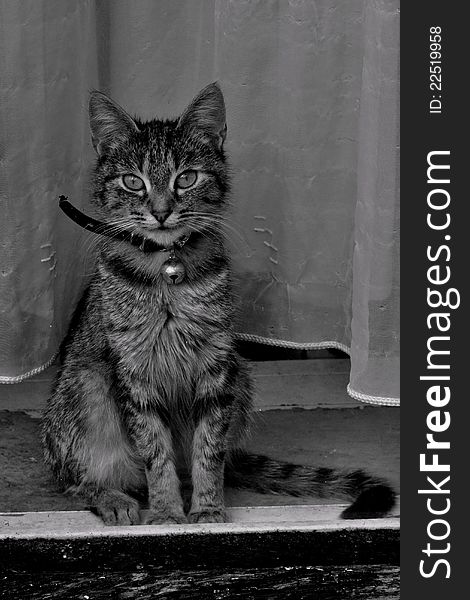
[93,491,141,526]
[144,509,188,525]
[188,508,226,523]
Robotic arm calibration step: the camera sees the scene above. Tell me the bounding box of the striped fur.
[41,84,395,525]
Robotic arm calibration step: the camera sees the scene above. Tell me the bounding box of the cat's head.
[89,83,229,248]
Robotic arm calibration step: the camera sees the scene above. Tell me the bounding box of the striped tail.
[225,450,396,519]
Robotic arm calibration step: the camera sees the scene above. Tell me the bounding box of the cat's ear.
[177,82,227,151]
[89,91,139,156]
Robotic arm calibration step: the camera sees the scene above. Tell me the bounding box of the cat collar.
[59,196,189,284]
[58,195,190,254]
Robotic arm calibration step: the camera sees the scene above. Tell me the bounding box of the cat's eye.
[122,174,145,192]
[175,170,198,190]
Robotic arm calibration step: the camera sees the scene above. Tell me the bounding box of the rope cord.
[1,335,400,407]
[235,332,350,354]
[0,353,57,384]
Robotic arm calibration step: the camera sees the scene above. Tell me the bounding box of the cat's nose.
[151,209,171,224]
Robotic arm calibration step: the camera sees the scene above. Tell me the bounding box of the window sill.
[0,504,399,571]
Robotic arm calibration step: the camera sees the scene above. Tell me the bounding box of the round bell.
[162,257,185,284]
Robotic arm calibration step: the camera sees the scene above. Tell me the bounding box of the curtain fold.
[349,0,399,404]
[0,0,399,404]
[0,0,98,381]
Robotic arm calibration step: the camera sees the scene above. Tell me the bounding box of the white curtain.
[0,0,399,405]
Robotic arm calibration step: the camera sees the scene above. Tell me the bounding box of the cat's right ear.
[89,91,139,156]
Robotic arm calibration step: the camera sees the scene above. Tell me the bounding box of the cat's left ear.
[177,82,227,151]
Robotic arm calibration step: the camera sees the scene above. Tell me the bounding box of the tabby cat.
[41,83,395,525]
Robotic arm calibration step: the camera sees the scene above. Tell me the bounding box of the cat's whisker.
[180,214,252,254]
[183,221,249,255]
[77,219,144,265]
[180,211,247,239]
[183,218,237,242]
[182,222,219,243]
[179,217,226,239]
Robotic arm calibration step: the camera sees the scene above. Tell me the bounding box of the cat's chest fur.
[98,261,232,398]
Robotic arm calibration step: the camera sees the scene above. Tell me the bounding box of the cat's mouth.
[143,222,176,232]
[141,224,188,247]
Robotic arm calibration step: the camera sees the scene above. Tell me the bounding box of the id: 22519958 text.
[429,26,443,114]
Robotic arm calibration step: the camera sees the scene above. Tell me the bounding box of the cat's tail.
[225,450,396,519]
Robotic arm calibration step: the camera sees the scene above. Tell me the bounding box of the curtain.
[0,0,399,405]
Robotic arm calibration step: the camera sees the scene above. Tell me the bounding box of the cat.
[41,83,395,525]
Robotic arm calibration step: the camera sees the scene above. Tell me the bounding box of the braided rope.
[235,332,350,354]
[346,384,399,407]
[0,353,57,384]
[236,332,400,406]
[1,336,400,407]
